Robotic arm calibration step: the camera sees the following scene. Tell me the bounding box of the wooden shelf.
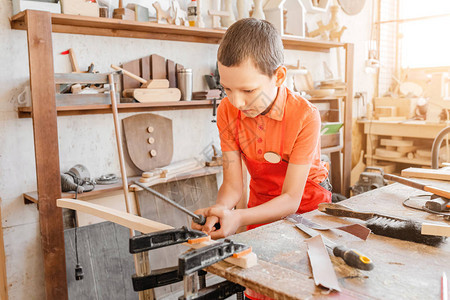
[24,166,222,204]
[10,11,344,53]
[365,154,433,167]
[18,99,221,118]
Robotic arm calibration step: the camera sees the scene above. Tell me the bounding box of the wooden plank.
[121,60,141,90]
[0,199,8,300]
[25,10,68,300]
[150,54,166,79]
[57,198,257,268]
[380,138,413,147]
[10,12,344,51]
[140,56,150,81]
[54,72,109,84]
[401,167,450,181]
[421,223,450,237]
[55,93,114,106]
[166,59,176,88]
[343,43,354,197]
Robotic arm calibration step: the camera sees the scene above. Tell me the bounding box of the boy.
[193,18,332,241]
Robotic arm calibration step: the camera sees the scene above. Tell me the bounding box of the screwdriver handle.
[192,215,221,230]
[333,245,374,271]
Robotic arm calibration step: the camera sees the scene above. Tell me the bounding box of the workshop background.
[2,0,448,299]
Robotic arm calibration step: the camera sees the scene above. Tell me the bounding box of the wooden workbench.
[206,181,450,299]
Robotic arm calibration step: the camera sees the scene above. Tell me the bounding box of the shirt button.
[257,138,262,143]
[258,149,262,154]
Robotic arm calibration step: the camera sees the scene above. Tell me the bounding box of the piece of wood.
[380,138,413,147]
[120,60,141,90]
[421,223,450,237]
[57,198,257,268]
[61,0,99,17]
[150,54,166,80]
[26,10,68,300]
[140,56,151,81]
[350,150,365,186]
[166,59,177,88]
[397,145,417,153]
[122,113,173,172]
[0,199,8,300]
[375,148,403,158]
[122,88,181,102]
[68,48,80,73]
[401,167,450,181]
[113,7,135,20]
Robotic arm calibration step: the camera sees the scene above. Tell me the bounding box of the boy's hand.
[191,205,226,234]
[205,207,242,239]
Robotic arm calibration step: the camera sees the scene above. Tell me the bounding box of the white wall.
[0,0,375,298]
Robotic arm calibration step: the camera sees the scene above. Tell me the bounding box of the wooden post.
[343,43,354,197]
[25,10,68,300]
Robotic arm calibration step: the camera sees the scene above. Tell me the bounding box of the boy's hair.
[218,18,284,77]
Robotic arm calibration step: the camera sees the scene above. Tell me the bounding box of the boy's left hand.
[204,207,242,239]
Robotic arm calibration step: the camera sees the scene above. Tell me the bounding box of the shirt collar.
[240,86,286,121]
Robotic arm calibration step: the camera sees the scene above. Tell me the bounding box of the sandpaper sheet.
[306,235,341,292]
[286,214,371,240]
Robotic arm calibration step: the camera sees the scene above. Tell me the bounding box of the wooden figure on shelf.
[252,0,265,19]
[113,0,134,20]
[307,5,344,41]
[237,0,249,20]
[264,0,306,37]
[153,1,173,24]
[222,0,236,27]
[172,0,188,26]
[208,0,234,29]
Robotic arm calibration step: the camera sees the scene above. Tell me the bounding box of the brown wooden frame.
[12,10,354,299]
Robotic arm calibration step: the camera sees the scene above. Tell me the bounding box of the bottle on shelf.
[187,0,197,27]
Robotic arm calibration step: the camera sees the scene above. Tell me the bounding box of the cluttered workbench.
[205,181,450,299]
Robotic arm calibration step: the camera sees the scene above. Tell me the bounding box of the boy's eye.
[244,90,255,93]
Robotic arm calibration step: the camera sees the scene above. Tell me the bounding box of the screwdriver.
[295,223,374,271]
[133,181,211,227]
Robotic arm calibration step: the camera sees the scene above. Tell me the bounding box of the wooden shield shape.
[122,113,173,172]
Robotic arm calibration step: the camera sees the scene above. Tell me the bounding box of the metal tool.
[129,226,247,299]
[295,223,374,271]
[133,181,206,225]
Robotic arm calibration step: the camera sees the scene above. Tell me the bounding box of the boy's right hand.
[192,205,226,234]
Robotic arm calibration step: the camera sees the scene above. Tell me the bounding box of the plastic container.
[187,0,197,27]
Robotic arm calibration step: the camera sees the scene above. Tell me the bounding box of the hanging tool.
[384,173,450,212]
[133,181,219,229]
[318,203,446,246]
[295,223,374,271]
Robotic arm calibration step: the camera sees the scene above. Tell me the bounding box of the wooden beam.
[57,199,257,269]
[25,10,68,300]
[343,43,354,197]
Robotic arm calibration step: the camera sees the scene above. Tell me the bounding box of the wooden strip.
[54,72,109,84]
[401,167,450,181]
[56,199,257,268]
[343,43,354,197]
[140,56,151,81]
[121,60,141,89]
[150,54,166,79]
[380,139,413,147]
[25,10,68,300]
[421,223,450,237]
[166,59,176,88]
[0,199,8,300]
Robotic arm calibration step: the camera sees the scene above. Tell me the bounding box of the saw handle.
[333,245,374,271]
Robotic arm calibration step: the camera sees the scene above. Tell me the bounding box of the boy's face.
[218,58,286,118]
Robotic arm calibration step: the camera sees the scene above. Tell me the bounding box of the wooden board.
[121,60,141,90]
[401,167,450,181]
[150,54,166,79]
[122,113,173,172]
[122,88,181,102]
[375,148,403,158]
[64,222,136,299]
[166,59,177,88]
[140,56,150,81]
[175,63,184,88]
[380,138,413,147]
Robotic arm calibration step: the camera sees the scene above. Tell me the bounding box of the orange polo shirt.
[217,86,328,184]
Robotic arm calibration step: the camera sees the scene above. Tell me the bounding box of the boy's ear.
[274,65,287,87]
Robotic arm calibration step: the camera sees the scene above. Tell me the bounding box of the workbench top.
[206,182,450,299]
